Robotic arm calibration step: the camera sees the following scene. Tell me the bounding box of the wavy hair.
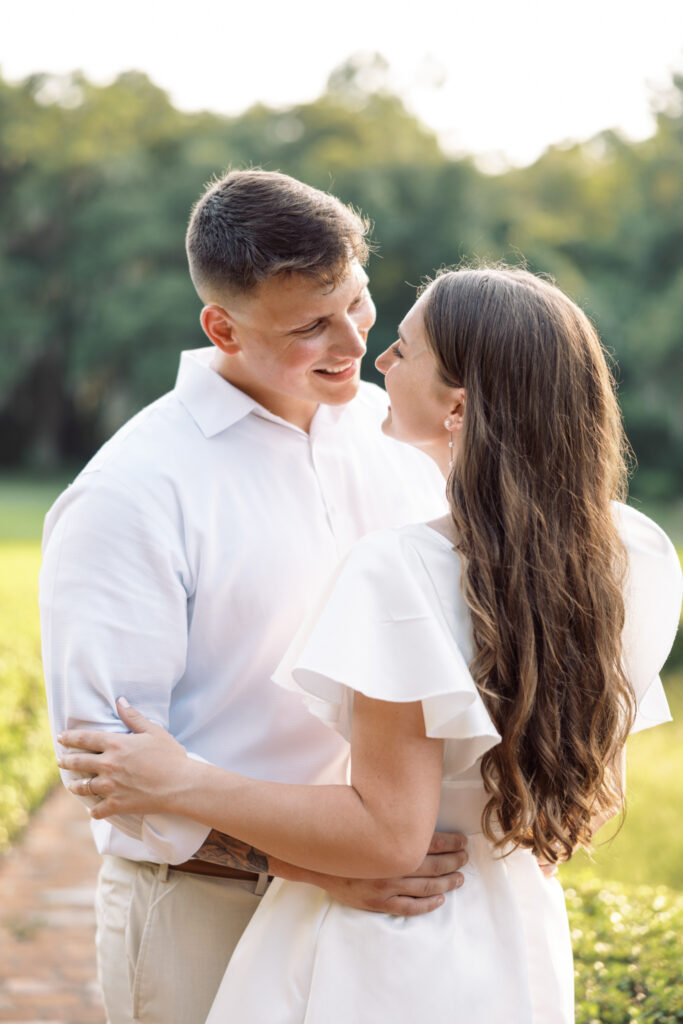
[421,265,635,862]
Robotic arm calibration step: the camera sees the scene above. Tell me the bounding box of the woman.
[58,266,682,1023]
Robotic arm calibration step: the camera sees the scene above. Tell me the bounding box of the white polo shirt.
[40,348,447,864]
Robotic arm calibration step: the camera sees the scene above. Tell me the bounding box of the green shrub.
[570,878,683,1023]
[0,541,58,850]
[0,476,69,541]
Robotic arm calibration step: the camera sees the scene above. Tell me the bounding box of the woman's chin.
[380,415,394,437]
[380,415,412,446]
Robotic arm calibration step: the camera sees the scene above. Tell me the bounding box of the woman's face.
[375,293,463,470]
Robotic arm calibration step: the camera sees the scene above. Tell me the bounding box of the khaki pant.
[95,855,266,1024]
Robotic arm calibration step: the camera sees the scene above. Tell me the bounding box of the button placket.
[309,432,344,547]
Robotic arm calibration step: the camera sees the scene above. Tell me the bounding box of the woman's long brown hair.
[422,266,635,862]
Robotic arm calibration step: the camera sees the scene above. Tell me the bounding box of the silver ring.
[86,777,95,797]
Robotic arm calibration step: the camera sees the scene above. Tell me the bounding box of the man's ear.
[200,305,241,355]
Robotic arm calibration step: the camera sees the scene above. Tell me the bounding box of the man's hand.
[289,832,468,917]
[191,830,467,916]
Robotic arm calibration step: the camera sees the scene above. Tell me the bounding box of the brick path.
[0,785,104,1023]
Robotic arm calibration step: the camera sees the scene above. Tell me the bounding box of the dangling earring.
[444,418,454,469]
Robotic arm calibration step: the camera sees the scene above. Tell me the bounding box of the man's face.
[210,262,375,426]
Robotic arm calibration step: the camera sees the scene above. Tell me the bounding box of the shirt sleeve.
[40,468,210,863]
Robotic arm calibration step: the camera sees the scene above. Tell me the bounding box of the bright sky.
[3,0,682,167]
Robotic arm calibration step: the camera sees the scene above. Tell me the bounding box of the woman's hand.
[57,698,192,820]
[536,859,559,879]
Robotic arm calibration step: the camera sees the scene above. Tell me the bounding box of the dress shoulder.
[272,527,500,773]
[614,503,682,732]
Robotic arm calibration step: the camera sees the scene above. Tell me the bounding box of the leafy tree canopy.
[0,60,681,500]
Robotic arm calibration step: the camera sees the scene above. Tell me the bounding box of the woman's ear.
[200,305,241,355]
[446,388,466,433]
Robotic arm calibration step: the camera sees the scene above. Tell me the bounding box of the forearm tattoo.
[193,829,270,873]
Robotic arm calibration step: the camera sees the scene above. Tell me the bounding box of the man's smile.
[313,360,358,381]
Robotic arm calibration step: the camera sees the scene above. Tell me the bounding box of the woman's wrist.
[167,755,211,817]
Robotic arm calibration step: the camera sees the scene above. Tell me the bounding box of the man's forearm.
[191,829,468,919]
[192,829,270,872]
[192,829,335,887]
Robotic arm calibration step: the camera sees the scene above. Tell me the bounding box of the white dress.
[206,504,682,1024]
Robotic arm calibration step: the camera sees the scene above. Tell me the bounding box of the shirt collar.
[174,347,352,438]
[175,348,261,437]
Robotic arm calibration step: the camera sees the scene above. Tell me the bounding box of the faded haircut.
[186,169,372,300]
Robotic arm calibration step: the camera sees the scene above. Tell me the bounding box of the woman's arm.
[191,827,467,916]
[59,695,445,879]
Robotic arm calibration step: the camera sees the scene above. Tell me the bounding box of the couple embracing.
[42,169,682,1024]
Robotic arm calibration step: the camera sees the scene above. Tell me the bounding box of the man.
[41,169,467,1024]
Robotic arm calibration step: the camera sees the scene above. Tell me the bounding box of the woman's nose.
[375,347,391,375]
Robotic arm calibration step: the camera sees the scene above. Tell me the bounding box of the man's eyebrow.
[286,314,327,334]
[287,275,370,333]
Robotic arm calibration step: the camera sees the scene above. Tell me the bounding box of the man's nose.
[336,318,368,357]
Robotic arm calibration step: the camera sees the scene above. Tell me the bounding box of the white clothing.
[206,504,682,1024]
[40,347,446,864]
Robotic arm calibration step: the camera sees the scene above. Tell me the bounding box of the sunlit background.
[1,3,682,1018]
[5,0,683,167]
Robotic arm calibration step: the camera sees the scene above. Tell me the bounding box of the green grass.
[0,475,71,540]
[562,674,683,892]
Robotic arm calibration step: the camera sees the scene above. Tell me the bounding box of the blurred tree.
[0,72,204,467]
[0,62,681,501]
[485,79,683,499]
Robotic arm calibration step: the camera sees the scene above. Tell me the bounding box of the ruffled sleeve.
[615,503,683,734]
[272,529,501,775]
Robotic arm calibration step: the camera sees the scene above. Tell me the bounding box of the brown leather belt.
[171,859,264,881]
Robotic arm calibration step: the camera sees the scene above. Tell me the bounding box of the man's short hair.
[186,169,371,300]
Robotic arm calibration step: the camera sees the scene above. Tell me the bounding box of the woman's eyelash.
[392,343,403,358]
